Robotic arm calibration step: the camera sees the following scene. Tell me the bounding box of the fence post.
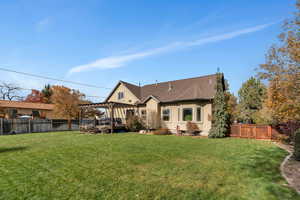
[28,119,31,133]
[268,126,272,139]
[239,124,242,138]
[0,118,3,135]
[254,126,257,139]
[50,120,53,131]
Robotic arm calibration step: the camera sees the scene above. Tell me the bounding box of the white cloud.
[36,17,52,31]
[68,22,275,74]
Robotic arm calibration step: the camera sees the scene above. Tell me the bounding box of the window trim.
[118,92,124,100]
[182,108,193,121]
[162,109,170,121]
[141,109,147,120]
[196,107,203,122]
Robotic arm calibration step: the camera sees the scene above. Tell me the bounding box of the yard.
[0,132,299,200]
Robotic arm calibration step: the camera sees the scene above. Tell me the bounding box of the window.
[183,108,193,121]
[118,92,124,100]
[141,110,147,120]
[162,109,170,121]
[32,110,40,118]
[8,109,17,118]
[196,107,202,122]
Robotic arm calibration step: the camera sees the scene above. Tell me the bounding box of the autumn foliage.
[24,90,44,103]
[257,1,300,124]
[51,86,85,129]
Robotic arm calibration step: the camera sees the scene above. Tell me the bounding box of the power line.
[0,67,112,90]
[0,84,106,99]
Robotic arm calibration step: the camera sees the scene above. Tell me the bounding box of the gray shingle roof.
[121,74,218,104]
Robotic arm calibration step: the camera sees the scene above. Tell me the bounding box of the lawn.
[0,132,299,200]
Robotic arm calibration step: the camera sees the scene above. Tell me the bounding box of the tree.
[208,73,229,138]
[51,86,85,129]
[294,129,300,161]
[80,100,103,119]
[41,84,53,103]
[237,77,266,123]
[0,82,22,100]
[257,0,300,123]
[225,92,238,123]
[24,89,44,103]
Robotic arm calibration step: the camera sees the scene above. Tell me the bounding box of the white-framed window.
[196,107,202,122]
[118,92,124,100]
[182,108,193,121]
[162,109,170,121]
[141,109,147,120]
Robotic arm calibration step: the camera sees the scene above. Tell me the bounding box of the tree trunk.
[68,119,71,130]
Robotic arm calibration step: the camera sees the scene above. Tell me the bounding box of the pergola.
[79,101,137,133]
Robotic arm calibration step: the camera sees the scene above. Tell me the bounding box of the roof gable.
[105,81,141,103]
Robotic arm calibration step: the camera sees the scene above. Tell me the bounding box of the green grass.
[0,132,299,200]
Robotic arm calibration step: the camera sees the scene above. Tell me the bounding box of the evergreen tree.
[209,73,229,138]
[41,84,53,103]
[237,77,266,123]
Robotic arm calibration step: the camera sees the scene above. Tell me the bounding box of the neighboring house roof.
[0,100,54,110]
[108,74,220,104]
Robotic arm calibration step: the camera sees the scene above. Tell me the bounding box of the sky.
[0,0,297,101]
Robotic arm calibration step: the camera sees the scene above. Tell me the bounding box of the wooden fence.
[230,124,274,140]
[0,119,82,135]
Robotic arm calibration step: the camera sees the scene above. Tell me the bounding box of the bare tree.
[147,111,161,130]
[0,82,22,101]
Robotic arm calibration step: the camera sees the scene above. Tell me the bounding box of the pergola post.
[110,104,114,134]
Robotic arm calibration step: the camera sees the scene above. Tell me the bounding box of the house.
[0,100,54,119]
[102,73,223,135]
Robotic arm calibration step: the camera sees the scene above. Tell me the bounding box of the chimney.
[168,82,172,92]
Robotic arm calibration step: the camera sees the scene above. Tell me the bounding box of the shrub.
[153,128,171,135]
[186,121,199,135]
[126,115,145,132]
[293,129,300,161]
[272,132,290,144]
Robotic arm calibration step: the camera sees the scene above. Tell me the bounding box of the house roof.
[0,100,54,110]
[115,74,220,104]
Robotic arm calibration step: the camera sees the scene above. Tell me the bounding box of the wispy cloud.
[68,22,275,74]
[36,17,52,32]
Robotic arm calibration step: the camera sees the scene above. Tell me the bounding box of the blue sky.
[0,0,296,101]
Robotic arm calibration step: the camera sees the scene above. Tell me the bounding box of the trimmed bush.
[293,128,300,161]
[126,115,145,132]
[153,128,171,135]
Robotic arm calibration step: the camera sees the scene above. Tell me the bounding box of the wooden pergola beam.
[79,101,136,134]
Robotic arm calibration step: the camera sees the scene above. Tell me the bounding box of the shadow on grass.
[0,146,28,153]
[239,147,300,198]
